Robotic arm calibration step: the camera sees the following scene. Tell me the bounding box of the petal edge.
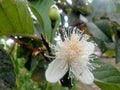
[45,59,68,83]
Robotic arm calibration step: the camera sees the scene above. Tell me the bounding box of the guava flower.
[45,27,95,84]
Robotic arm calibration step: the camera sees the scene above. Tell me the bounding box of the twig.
[10,36,47,57]
[10,36,36,52]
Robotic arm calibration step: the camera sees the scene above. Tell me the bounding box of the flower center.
[65,34,82,62]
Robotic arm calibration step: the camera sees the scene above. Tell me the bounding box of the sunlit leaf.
[0,0,34,36]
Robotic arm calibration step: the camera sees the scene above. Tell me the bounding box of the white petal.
[81,41,95,57]
[79,68,94,84]
[71,65,94,84]
[45,59,68,83]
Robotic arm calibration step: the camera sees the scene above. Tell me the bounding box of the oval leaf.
[90,55,120,89]
[86,22,111,42]
[0,0,34,36]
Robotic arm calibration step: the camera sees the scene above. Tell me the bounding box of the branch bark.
[10,36,46,57]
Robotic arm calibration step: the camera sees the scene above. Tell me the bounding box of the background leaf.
[31,56,46,82]
[95,20,112,41]
[109,14,120,25]
[29,0,54,41]
[91,55,120,89]
[95,80,120,90]
[86,22,111,42]
[29,4,44,30]
[0,46,16,89]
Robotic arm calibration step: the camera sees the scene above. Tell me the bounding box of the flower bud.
[49,5,60,21]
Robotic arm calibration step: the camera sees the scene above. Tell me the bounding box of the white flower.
[45,27,95,85]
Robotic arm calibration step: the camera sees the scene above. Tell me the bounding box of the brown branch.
[10,36,36,52]
[41,34,51,54]
[10,36,46,58]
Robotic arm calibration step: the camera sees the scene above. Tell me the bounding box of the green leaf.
[95,20,112,41]
[29,4,44,30]
[29,0,54,41]
[92,57,120,84]
[0,0,34,36]
[34,23,42,39]
[95,80,120,90]
[86,22,111,42]
[0,46,16,89]
[90,55,120,89]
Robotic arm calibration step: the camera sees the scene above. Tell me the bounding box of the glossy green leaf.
[0,0,34,36]
[90,55,120,89]
[92,56,120,84]
[0,46,16,89]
